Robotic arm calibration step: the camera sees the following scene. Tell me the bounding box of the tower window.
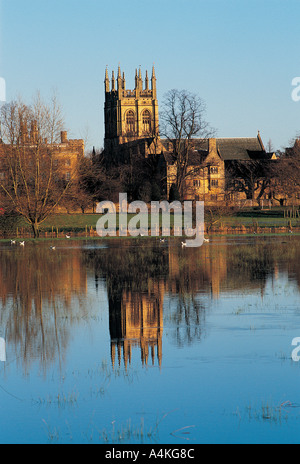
[142,110,151,134]
[126,110,135,135]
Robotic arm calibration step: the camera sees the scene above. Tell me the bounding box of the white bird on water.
[10,240,16,245]
[20,241,25,246]
[66,235,71,239]
[182,237,210,246]
[50,246,56,250]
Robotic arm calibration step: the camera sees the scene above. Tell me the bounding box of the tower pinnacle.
[105,67,110,92]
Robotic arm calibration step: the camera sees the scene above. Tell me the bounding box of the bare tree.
[0,94,77,237]
[160,89,216,199]
[269,137,300,205]
[64,150,113,213]
[266,138,275,153]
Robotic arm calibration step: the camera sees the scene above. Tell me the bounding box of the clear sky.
[1,0,300,152]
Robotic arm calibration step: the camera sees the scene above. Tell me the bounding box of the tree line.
[0,91,299,238]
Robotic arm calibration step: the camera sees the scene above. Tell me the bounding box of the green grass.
[43,213,100,230]
[17,212,184,233]
[6,207,300,237]
[217,216,299,227]
[41,208,300,228]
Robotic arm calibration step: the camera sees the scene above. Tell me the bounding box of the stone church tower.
[104,65,160,154]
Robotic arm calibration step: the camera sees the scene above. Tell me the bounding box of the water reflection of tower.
[168,240,228,299]
[109,281,164,369]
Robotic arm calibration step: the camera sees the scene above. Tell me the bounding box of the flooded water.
[0,235,300,444]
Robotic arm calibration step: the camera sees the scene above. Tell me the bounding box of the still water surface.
[0,236,300,444]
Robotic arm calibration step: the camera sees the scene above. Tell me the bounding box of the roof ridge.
[216,137,258,140]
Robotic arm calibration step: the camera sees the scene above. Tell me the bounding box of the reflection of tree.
[0,245,87,374]
[2,236,299,374]
[225,239,300,289]
[167,294,206,347]
[85,237,300,357]
[84,241,209,357]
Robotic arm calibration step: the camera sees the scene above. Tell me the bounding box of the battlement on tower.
[103,66,160,155]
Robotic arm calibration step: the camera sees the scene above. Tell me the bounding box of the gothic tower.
[104,65,159,153]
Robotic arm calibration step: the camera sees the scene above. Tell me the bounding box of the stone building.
[103,66,291,206]
[51,130,84,181]
[103,65,161,161]
[0,127,84,183]
[164,134,277,205]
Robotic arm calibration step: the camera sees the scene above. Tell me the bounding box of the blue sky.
[1,0,300,152]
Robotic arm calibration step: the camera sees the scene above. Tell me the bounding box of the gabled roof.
[216,137,264,161]
[162,134,274,165]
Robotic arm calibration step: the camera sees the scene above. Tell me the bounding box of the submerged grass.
[35,391,79,408]
[244,400,300,424]
[99,417,159,444]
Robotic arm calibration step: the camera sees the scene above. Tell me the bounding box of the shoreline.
[1,227,299,242]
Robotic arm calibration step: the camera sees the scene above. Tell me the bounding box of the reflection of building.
[98,236,282,369]
[167,237,269,299]
[0,246,88,372]
[109,282,164,369]
[0,246,87,307]
[57,249,88,302]
[168,242,228,299]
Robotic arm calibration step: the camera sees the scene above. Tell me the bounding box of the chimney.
[61,131,68,143]
[20,121,28,144]
[208,138,217,154]
[30,121,38,143]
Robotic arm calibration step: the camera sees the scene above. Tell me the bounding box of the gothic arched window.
[142,110,151,134]
[126,110,135,134]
